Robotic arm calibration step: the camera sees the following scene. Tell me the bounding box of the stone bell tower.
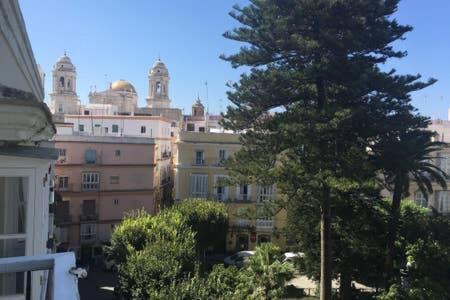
[49,52,79,115]
[146,58,171,109]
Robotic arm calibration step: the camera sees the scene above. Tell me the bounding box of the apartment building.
[174,131,287,252]
[0,1,81,299]
[53,134,157,261]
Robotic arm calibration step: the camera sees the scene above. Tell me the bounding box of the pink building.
[53,135,156,260]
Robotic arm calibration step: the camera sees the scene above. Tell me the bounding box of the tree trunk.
[385,181,402,287]
[320,188,332,300]
[339,271,352,300]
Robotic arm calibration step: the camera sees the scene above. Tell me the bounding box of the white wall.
[64,116,172,139]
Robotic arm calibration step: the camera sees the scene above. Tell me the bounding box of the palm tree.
[371,129,447,286]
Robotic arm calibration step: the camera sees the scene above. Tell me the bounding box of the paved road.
[78,268,117,300]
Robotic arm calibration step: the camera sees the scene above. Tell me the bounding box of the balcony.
[213,193,228,202]
[192,159,206,166]
[256,219,274,230]
[236,219,251,227]
[79,212,98,222]
[0,252,82,300]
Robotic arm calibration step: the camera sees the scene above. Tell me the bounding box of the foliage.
[109,209,294,300]
[107,210,196,299]
[234,243,295,299]
[106,200,228,299]
[371,129,446,286]
[220,0,434,298]
[172,199,229,253]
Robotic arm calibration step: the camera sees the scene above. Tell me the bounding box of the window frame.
[189,174,208,199]
[81,172,100,191]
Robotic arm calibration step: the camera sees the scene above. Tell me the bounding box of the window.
[112,124,119,133]
[258,185,274,202]
[80,223,96,242]
[236,184,251,201]
[195,150,204,165]
[94,124,101,128]
[141,126,146,134]
[437,191,450,213]
[214,175,228,201]
[415,191,427,208]
[79,124,84,132]
[82,172,100,191]
[84,110,90,115]
[256,207,273,229]
[115,149,121,156]
[187,123,195,131]
[199,127,205,132]
[0,176,28,295]
[59,148,66,157]
[219,149,227,164]
[82,199,96,215]
[110,176,119,184]
[189,174,208,198]
[113,198,119,205]
[58,176,69,190]
[104,127,109,134]
[67,79,71,88]
[59,76,65,87]
[58,104,63,113]
[85,149,97,164]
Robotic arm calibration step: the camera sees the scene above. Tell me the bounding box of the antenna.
[104,74,108,90]
[205,81,209,114]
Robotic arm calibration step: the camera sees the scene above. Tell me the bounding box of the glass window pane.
[0,177,28,234]
[0,239,26,296]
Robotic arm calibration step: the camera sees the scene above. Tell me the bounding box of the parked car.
[224,251,255,267]
[282,252,304,263]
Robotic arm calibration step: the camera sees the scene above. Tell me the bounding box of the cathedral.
[50,54,182,122]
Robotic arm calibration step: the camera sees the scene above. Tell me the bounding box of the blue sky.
[20,0,450,119]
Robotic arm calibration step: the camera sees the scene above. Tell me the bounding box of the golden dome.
[111,79,136,93]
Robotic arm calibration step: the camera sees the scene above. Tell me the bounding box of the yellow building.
[174,131,287,252]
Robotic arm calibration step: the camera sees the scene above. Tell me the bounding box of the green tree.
[287,190,387,298]
[235,243,294,299]
[221,1,431,298]
[378,202,450,299]
[371,129,446,285]
[172,199,229,254]
[107,210,197,299]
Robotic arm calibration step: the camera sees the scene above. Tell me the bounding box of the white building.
[183,97,225,132]
[0,1,79,299]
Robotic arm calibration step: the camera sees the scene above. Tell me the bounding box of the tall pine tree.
[222,1,433,298]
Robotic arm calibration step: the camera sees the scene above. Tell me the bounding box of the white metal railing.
[0,252,84,300]
[256,219,273,229]
[236,219,251,227]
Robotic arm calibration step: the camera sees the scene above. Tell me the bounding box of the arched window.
[156,82,161,95]
[67,79,71,89]
[59,76,65,87]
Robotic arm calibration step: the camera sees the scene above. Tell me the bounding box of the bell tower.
[146,59,171,109]
[49,52,79,115]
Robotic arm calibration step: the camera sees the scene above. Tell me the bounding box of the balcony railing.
[192,159,206,166]
[79,212,98,222]
[0,252,83,300]
[80,233,97,243]
[256,219,274,229]
[236,219,251,227]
